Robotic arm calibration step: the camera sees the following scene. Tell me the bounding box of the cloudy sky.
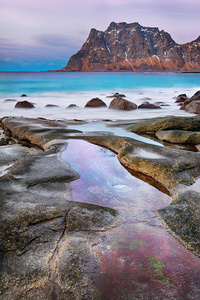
[0,0,199,71]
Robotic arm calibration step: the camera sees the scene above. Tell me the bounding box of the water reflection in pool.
[61,139,200,299]
[61,139,171,210]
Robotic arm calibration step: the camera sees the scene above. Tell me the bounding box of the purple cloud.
[0,0,199,71]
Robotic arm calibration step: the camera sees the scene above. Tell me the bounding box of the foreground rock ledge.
[0,116,200,299]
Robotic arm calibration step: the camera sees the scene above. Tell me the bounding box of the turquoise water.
[0,72,200,96]
[0,72,199,120]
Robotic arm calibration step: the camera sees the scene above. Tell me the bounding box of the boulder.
[156,130,200,145]
[185,100,200,114]
[138,102,161,109]
[175,94,188,103]
[139,97,152,101]
[154,102,170,107]
[67,104,78,108]
[109,97,137,111]
[3,99,16,102]
[189,90,200,101]
[45,104,59,108]
[106,92,126,98]
[15,100,35,109]
[20,94,27,97]
[85,97,107,108]
[180,91,200,111]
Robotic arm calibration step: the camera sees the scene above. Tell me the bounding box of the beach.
[1,72,200,299]
[1,72,200,121]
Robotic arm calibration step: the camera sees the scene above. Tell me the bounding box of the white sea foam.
[0,87,196,121]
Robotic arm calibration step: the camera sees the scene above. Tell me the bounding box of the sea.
[0,72,200,121]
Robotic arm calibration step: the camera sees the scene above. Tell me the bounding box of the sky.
[0,0,199,71]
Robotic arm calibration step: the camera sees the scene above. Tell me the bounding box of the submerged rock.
[138,102,161,109]
[67,104,79,108]
[106,92,126,98]
[3,99,17,102]
[109,97,137,110]
[45,104,60,108]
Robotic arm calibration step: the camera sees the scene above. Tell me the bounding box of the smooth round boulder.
[180,91,200,110]
[85,98,107,108]
[109,97,137,111]
[175,94,188,103]
[3,99,17,102]
[20,94,27,97]
[106,92,126,98]
[185,100,200,114]
[138,102,161,109]
[15,100,35,109]
[45,104,59,108]
[67,104,78,108]
[190,90,200,101]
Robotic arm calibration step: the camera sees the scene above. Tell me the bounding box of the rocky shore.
[0,115,200,299]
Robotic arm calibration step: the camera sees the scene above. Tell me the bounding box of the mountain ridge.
[58,22,200,72]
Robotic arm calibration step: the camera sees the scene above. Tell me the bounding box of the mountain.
[59,22,200,72]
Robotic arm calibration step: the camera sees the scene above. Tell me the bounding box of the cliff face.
[60,22,200,71]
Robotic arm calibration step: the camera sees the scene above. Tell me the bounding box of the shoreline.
[1,114,200,299]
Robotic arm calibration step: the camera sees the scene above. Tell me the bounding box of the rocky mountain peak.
[59,22,200,72]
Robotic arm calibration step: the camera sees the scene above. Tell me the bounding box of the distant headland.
[55,22,200,72]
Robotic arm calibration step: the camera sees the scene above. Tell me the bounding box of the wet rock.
[111,116,200,133]
[0,139,116,299]
[1,115,200,299]
[106,92,126,98]
[15,100,35,109]
[109,97,137,111]
[154,102,170,106]
[45,104,60,108]
[180,90,200,111]
[0,138,9,146]
[85,98,107,108]
[3,99,17,102]
[158,190,200,255]
[185,100,200,114]
[67,104,79,108]
[20,94,27,97]
[190,90,200,101]
[138,102,161,109]
[175,94,188,103]
[156,130,200,145]
[140,97,152,101]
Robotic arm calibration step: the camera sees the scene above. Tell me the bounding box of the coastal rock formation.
[138,102,161,109]
[175,94,188,103]
[155,130,200,145]
[59,22,200,72]
[109,97,137,110]
[67,104,78,108]
[85,97,107,108]
[45,104,60,108]
[106,92,126,98]
[185,100,200,114]
[1,116,200,299]
[178,90,200,114]
[15,100,35,109]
